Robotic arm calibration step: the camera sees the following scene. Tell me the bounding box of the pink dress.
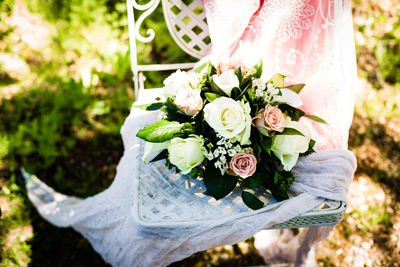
[203,0,357,151]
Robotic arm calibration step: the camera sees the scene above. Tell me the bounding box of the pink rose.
[229,152,257,178]
[253,105,285,135]
[216,59,246,75]
[174,89,203,116]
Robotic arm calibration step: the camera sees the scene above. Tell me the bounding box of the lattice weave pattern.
[162,0,211,58]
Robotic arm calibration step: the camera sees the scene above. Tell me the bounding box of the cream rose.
[203,97,252,145]
[271,120,311,171]
[212,69,239,97]
[163,70,190,97]
[253,105,286,135]
[229,152,257,178]
[168,136,205,174]
[174,89,203,116]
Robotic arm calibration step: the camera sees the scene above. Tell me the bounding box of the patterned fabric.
[203,0,357,152]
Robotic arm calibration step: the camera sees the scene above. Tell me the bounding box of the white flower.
[174,89,203,116]
[271,120,311,171]
[143,141,170,162]
[212,69,239,97]
[266,83,276,94]
[228,149,237,157]
[163,70,190,97]
[168,136,205,174]
[187,72,203,90]
[204,97,252,145]
[278,88,303,107]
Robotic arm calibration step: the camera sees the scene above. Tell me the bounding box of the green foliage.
[241,191,264,210]
[303,114,328,124]
[0,175,33,267]
[203,165,238,200]
[264,171,295,201]
[375,24,400,84]
[241,174,265,189]
[136,120,185,142]
[350,203,391,231]
[0,79,89,169]
[285,83,305,94]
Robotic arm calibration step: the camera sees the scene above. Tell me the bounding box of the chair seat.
[132,88,345,229]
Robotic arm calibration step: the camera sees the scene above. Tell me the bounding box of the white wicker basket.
[127,0,346,229]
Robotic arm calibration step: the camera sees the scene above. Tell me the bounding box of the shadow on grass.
[348,115,400,263]
[8,130,123,266]
[0,77,131,266]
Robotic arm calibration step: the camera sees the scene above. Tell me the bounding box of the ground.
[0,0,399,266]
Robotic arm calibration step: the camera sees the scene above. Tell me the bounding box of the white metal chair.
[126,0,346,229]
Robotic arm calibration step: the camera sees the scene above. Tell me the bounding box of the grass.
[0,0,400,266]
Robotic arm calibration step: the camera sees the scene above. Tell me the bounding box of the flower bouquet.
[135,60,326,210]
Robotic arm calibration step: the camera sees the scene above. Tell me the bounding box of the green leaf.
[165,97,180,112]
[273,171,278,184]
[285,84,305,94]
[235,66,243,83]
[263,171,294,202]
[254,59,263,78]
[253,144,261,162]
[182,122,195,134]
[242,173,265,189]
[260,137,272,154]
[230,87,241,99]
[234,82,252,100]
[136,120,183,142]
[279,104,305,121]
[247,88,256,102]
[269,73,286,87]
[149,149,168,162]
[279,127,305,136]
[301,139,316,156]
[189,168,199,178]
[242,191,264,210]
[135,102,164,111]
[210,77,226,95]
[303,114,328,124]
[203,165,238,200]
[194,61,211,74]
[205,92,221,102]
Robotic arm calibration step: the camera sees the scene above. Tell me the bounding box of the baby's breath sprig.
[253,79,281,104]
[203,134,253,175]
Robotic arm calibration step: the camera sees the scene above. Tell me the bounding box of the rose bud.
[253,105,286,135]
[174,89,203,116]
[216,59,246,74]
[229,151,257,178]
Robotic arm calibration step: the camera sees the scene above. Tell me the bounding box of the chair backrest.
[126,0,211,96]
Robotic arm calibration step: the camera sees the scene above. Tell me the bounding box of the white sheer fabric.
[25,0,357,266]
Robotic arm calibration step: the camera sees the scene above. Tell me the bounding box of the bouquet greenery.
[135,60,326,210]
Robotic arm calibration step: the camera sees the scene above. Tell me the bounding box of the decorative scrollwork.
[130,0,161,43]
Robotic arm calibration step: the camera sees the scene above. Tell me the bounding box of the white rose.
[174,89,203,116]
[271,120,311,171]
[278,88,303,107]
[212,69,239,97]
[163,70,190,97]
[168,136,205,174]
[203,97,252,145]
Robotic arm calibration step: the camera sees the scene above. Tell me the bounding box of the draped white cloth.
[25,0,357,266]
